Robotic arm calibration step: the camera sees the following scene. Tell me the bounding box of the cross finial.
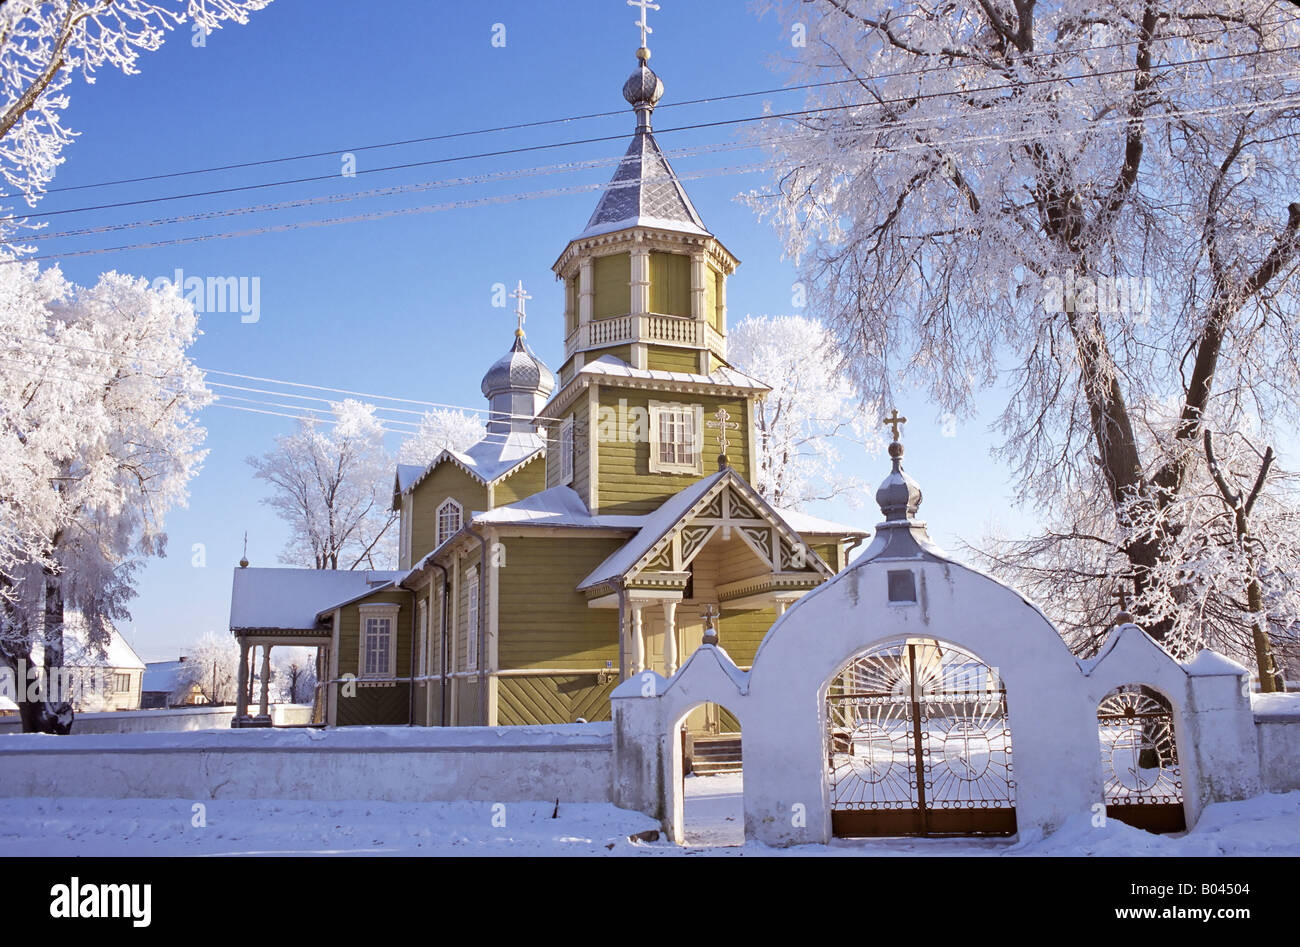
[701,604,720,646]
[884,409,907,442]
[629,0,660,54]
[707,406,740,470]
[510,280,532,337]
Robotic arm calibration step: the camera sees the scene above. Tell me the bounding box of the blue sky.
[35,0,1037,661]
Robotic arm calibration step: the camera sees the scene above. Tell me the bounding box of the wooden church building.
[229,40,868,730]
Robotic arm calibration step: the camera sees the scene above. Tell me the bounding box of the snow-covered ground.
[0,778,1295,856]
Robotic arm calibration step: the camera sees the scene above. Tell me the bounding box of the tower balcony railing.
[564,312,727,365]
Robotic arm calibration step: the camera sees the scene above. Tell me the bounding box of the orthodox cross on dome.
[629,0,660,54]
[701,603,720,646]
[510,280,532,337]
[707,406,740,470]
[883,409,907,443]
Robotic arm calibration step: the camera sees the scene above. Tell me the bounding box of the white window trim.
[358,603,400,679]
[466,566,480,671]
[647,401,704,475]
[559,415,575,486]
[436,498,463,549]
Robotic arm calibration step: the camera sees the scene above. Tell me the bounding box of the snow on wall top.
[229,568,405,631]
[0,721,614,752]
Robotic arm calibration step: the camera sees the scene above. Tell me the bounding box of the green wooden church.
[229,38,867,731]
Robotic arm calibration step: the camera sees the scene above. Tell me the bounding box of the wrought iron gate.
[826,639,1017,837]
[1098,685,1185,833]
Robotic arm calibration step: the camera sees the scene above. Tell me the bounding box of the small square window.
[887,570,917,603]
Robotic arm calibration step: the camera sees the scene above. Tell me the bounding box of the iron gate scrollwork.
[1097,685,1185,833]
[826,639,1016,837]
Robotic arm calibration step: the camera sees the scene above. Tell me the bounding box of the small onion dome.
[623,58,664,110]
[875,440,923,522]
[480,335,556,400]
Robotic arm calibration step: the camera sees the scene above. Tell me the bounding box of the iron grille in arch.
[826,639,1016,837]
[1097,684,1185,833]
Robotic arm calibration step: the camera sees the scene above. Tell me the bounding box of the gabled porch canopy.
[578,468,861,676]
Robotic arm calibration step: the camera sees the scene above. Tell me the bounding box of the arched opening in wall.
[677,702,743,847]
[825,638,1016,838]
[1097,684,1186,833]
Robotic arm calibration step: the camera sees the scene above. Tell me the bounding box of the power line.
[21,87,1300,263]
[9,11,1293,201]
[12,38,1300,224]
[24,60,1300,249]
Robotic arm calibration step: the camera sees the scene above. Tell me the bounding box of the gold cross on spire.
[510,280,531,337]
[628,0,660,52]
[883,409,907,442]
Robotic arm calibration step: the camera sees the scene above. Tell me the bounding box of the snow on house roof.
[142,660,184,694]
[470,486,646,529]
[63,613,145,671]
[770,505,870,536]
[230,567,405,631]
[575,355,770,392]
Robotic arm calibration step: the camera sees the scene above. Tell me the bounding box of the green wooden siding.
[595,388,754,514]
[565,277,578,335]
[648,251,691,317]
[335,589,413,679]
[593,253,630,318]
[646,346,700,373]
[337,683,410,726]
[495,457,546,506]
[587,343,633,365]
[410,464,488,563]
[496,536,625,670]
[498,675,617,725]
[717,607,777,667]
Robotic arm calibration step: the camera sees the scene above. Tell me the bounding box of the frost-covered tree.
[176,630,240,704]
[0,258,210,731]
[751,1,1300,661]
[248,400,396,571]
[0,0,272,244]
[729,314,878,509]
[272,646,315,704]
[398,408,484,468]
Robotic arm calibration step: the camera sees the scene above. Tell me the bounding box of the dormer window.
[436,499,463,548]
[648,401,703,475]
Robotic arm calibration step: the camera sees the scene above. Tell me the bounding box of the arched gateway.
[611,420,1264,847]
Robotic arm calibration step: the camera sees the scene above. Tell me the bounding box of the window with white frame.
[560,416,574,485]
[466,567,480,671]
[436,499,462,549]
[648,401,703,475]
[358,604,399,678]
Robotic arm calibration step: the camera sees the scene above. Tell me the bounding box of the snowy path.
[682,773,744,848]
[0,790,1295,856]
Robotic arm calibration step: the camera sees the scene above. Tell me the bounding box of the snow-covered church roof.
[578,56,710,241]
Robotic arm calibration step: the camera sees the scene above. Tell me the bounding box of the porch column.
[662,601,678,676]
[235,639,250,722]
[258,644,272,718]
[631,603,645,674]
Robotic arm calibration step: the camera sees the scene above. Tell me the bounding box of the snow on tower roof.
[230,568,405,632]
[576,355,770,391]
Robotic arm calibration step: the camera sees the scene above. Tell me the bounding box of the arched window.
[436,499,462,549]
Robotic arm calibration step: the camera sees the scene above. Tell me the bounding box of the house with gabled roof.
[228,41,868,732]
